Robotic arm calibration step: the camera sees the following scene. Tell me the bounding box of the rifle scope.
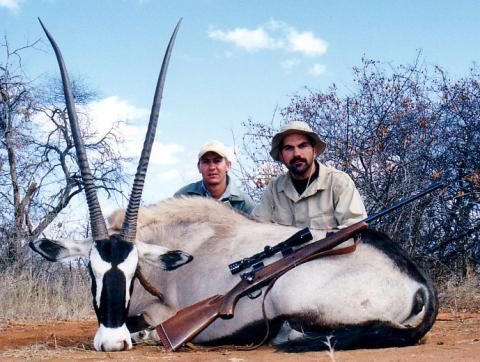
[228,227,312,274]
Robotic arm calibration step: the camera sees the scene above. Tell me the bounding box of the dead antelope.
[31,20,438,353]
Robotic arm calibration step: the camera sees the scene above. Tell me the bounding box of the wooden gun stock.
[156,221,368,351]
[156,294,225,351]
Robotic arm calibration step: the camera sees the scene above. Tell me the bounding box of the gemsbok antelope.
[30,20,438,353]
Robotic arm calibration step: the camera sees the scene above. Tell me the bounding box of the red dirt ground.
[0,312,479,361]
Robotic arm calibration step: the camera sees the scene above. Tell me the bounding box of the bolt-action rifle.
[156,182,445,351]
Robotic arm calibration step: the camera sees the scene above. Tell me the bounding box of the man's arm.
[333,174,367,228]
[251,181,275,222]
[173,181,202,197]
[241,195,256,214]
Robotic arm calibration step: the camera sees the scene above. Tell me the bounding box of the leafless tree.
[0,38,128,267]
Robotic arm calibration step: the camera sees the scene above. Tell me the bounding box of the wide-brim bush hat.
[270,121,327,161]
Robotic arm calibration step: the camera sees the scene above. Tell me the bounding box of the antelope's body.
[110,196,438,351]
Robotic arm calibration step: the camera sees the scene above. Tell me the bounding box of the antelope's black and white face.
[89,236,138,351]
[30,235,192,351]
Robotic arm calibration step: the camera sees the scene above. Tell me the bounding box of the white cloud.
[208,27,279,51]
[287,30,328,57]
[0,0,22,12]
[83,96,149,135]
[208,20,328,58]
[32,96,146,139]
[149,142,184,166]
[85,97,184,166]
[308,63,327,77]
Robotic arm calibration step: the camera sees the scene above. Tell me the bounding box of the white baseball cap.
[198,140,230,160]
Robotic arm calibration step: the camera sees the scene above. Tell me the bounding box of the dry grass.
[0,343,95,360]
[0,259,92,321]
[437,273,480,313]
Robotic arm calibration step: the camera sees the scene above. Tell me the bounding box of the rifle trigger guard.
[247,289,262,299]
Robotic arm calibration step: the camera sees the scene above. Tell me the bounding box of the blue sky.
[1,0,479,212]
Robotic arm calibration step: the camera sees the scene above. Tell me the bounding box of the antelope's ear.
[29,238,92,261]
[136,240,193,270]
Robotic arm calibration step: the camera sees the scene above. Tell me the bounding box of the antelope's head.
[29,19,191,352]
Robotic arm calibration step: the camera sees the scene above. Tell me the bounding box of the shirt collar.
[278,161,330,199]
[202,175,241,200]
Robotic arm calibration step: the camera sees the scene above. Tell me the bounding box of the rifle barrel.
[365,181,445,224]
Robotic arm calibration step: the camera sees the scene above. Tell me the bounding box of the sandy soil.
[0,312,479,361]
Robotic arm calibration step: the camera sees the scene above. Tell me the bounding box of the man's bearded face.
[279,134,316,180]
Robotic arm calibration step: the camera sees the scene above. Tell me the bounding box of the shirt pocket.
[272,206,294,226]
[310,214,337,230]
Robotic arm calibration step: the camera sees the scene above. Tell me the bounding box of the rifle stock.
[156,221,368,351]
[156,294,224,351]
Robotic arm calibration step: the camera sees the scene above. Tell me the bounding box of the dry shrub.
[0,258,93,320]
[437,273,480,313]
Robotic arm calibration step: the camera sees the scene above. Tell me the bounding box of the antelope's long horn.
[121,20,181,243]
[39,18,109,241]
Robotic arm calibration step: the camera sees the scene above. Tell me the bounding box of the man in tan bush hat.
[175,140,255,214]
[252,121,367,229]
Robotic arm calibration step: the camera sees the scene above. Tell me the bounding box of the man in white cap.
[252,121,367,229]
[175,140,255,214]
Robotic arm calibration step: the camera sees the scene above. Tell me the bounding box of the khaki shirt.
[252,163,367,229]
